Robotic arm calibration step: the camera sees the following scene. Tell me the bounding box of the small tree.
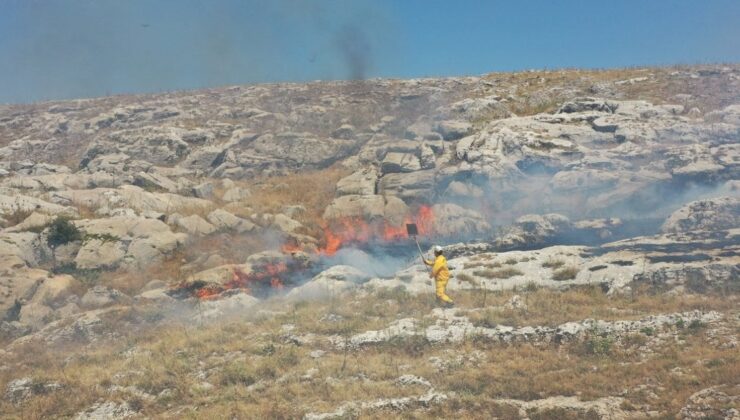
[46,217,82,268]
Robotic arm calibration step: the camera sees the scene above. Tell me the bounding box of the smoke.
[0,0,395,103]
[334,25,372,80]
[325,246,413,278]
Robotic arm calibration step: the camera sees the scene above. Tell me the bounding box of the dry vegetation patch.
[473,267,524,279]
[541,259,565,269]
[552,266,580,281]
[0,279,737,418]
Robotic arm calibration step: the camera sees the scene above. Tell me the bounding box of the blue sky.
[1,0,738,104]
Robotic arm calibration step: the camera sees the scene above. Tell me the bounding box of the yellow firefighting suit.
[424,255,453,303]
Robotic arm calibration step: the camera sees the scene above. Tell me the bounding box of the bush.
[640,327,655,336]
[688,319,706,332]
[47,217,82,248]
[552,266,579,281]
[542,259,565,269]
[585,334,613,356]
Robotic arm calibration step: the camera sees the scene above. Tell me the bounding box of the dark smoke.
[334,24,372,80]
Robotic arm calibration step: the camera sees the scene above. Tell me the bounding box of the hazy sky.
[1,0,738,104]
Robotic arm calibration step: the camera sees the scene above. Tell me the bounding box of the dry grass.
[0,285,737,418]
[552,266,580,281]
[226,166,348,235]
[473,267,523,279]
[541,259,565,269]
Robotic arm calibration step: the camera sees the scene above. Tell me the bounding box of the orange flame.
[318,205,435,255]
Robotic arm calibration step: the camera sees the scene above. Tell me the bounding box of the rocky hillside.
[0,65,738,418]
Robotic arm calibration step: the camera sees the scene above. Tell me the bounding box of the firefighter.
[424,245,453,306]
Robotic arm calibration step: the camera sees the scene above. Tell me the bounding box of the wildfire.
[319,205,435,255]
[184,262,291,300]
[183,205,435,300]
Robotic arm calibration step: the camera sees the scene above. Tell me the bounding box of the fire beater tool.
[406,223,424,259]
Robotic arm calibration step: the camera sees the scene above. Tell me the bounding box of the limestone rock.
[80,286,131,309]
[206,209,256,233]
[28,274,81,308]
[496,214,572,250]
[222,186,251,202]
[662,196,740,233]
[379,170,436,202]
[429,203,491,238]
[74,239,127,270]
[382,152,421,174]
[285,265,367,301]
[336,168,378,196]
[174,214,216,236]
[434,120,473,140]
[323,194,410,224]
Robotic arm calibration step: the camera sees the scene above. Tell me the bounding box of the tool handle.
[414,237,425,260]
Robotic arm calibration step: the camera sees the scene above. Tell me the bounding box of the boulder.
[132,171,179,193]
[80,286,132,309]
[47,185,211,215]
[0,255,48,320]
[557,98,617,114]
[270,214,304,233]
[141,279,167,292]
[0,231,50,266]
[5,378,63,403]
[222,186,251,202]
[661,196,740,233]
[0,193,77,219]
[74,239,127,270]
[174,214,216,236]
[335,168,378,196]
[550,169,620,191]
[381,152,421,174]
[196,293,260,321]
[18,303,53,329]
[186,264,252,286]
[434,120,473,140]
[206,209,256,233]
[285,265,367,301]
[429,203,491,238]
[444,181,483,199]
[419,144,436,169]
[378,170,436,202]
[495,214,572,250]
[4,212,53,233]
[323,195,409,224]
[28,274,81,308]
[75,216,185,269]
[192,182,215,199]
[81,126,198,167]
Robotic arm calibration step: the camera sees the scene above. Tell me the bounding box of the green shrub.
[688,319,706,332]
[82,233,120,243]
[47,217,82,248]
[583,330,613,356]
[640,327,655,336]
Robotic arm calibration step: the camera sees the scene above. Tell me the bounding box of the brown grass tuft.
[552,266,579,281]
